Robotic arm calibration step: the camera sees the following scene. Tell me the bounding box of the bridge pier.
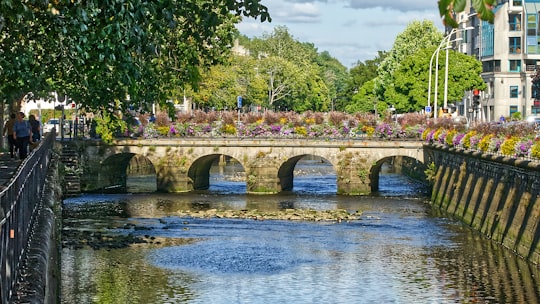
[157,166,193,192]
[336,162,371,195]
[247,164,281,194]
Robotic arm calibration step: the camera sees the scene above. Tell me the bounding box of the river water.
[60,160,539,303]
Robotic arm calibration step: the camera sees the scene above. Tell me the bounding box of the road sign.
[237,96,243,108]
[425,106,432,113]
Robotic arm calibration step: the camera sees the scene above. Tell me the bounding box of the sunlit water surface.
[61,162,539,304]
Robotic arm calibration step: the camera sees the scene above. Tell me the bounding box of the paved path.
[0,153,21,189]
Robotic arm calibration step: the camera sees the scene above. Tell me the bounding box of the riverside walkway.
[0,153,23,188]
[0,134,55,303]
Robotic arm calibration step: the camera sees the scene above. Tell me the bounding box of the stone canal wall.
[424,144,540,266]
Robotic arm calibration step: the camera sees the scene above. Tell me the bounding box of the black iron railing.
[0,130,54,303]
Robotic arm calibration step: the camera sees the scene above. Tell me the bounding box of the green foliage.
[375,20,444,105]
[190,26,346,113]
[392,47,485,112]
[439,0,496,27]
[424,162,437,185]
[0,0,271,137]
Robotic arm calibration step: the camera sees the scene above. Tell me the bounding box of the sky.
[236,0,445,68]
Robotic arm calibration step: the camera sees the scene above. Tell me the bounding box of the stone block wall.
[424,145,540,266]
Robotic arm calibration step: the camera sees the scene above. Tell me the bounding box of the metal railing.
[0,131,54,303]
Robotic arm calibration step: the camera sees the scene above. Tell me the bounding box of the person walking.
[13,112,32,160]
[3,113,16,158]
[29,114,41,142]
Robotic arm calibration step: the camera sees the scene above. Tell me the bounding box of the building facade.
[455,0,540,122]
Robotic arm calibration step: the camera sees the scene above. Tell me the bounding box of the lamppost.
[429,13,475,118]
[388,104,396,123]
[443,26,475,111]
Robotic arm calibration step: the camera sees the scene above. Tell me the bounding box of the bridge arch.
[278,154,335,192]
[188,154,245,191]
[100,153,156,192]
[369,155,427,192]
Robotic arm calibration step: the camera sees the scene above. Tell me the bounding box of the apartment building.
[454,0,540,122]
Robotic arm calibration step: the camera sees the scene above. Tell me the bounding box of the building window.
[509,37,521,53]
[509,60,521,72]
[527,14,539,53]
[513,0,522,6]
[509,14,521,31]
[532,106,540,114]
[510,106,518,116]
[510,86,519,98]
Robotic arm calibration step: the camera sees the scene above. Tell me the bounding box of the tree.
[341,52,386,111]
[439,0,496,27]
[316,51,351,112]
[374,20,444,108]
[248,26,334,112]
[0,0,271,141]
[392,47,486,112]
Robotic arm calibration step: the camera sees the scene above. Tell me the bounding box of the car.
[43,119,69,134]
[526,115,540,124]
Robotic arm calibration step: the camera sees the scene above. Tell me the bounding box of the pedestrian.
[499,115,506,123]
[29,114,41,142]
[149,113,156,123]
[3,113,16,158]
[13,112,32,160]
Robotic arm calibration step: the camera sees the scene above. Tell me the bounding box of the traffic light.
[473,89,480,107]
[473,95,480,106]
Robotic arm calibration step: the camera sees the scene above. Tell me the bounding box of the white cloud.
[269,2,322,23]
[345,0,437,12]
[239,0,443,66]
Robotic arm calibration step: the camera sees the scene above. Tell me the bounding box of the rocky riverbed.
[62,208,362,250]
[175,208,361,222]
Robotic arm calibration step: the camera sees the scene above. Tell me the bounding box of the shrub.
[294,126,307,136]
[375,123,394,138]
[478,134,493,152]
[221,124,237,135]
[421,128,431,140]
[328,111,347,126]
[515,139,533,157]
[452,132,465,147]
[264,111,280,125]
[462,131,477,149]
[445,130,457,146]
[501,136,519,156]
[532,140,540,158]
[155,111,170,127]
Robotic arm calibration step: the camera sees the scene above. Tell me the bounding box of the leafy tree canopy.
[392,47,486,113]
[439,0,496,27]
[375,20,443,102]
[0,0,270,140]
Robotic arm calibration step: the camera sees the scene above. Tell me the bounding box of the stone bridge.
[77,138,426,195]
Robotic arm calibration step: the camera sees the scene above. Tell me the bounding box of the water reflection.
[61,161,539,304]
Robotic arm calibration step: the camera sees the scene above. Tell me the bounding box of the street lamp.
[443,26,475,111]
[433,38,461,118]
[429,12,476,118]
[388,104,396,123]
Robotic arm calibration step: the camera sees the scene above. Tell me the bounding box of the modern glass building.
[455,0,540,121]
